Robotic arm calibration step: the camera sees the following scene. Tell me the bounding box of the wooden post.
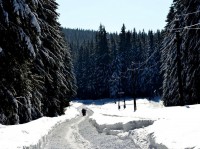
[118,91,124,110]
[131,63,137,112]
[118,99,120,109]
[124,98,126,109]
[134,97,137,112]
[175,18,184,106]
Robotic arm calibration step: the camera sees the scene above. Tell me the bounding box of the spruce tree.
[34,0,76,116]
[94,24,111,98]
[0,0,76,124]
[0,0,41,124]
[161,0,200,106]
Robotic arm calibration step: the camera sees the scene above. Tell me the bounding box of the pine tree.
[181,0,200,104]
[94,24,111,98]
[152,30,163,96]
[0,0,76,124]
[0,0,41,124]
[34,0,76,116]
[117,24,128,95]
[161,0,200,106]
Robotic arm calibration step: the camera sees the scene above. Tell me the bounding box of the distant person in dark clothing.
[82,108,86,116]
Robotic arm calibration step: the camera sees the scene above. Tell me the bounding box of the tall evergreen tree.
[0,0,76,125]
[0,0,41,124]
[34,0,76,116]
[118,24,128,94]
[161,0,200,106]
[94,24,111,98]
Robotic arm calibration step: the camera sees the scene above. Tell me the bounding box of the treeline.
[63,28,96,44]
[0,0,76,125]
[64,0,200,107]
[63,25,163,99]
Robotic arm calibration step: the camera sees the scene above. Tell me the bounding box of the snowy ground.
[0,103,81,149]
[44,109,138,149]
[86,98,200,149]
[1,98,200,149]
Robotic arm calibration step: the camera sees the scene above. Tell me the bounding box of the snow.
[85,98,200,149]
[1,98,200,149]
[146,105,200,149]
[65,116,91,149]
[12,0,41,34]
[0,104,80,149]
[31,0,38,7]
[30,12,41,34]
[0,47,2,53]
[88,99,163,125]
[19,28,36,58]
[3,11,9,25]
[13,0,21,16]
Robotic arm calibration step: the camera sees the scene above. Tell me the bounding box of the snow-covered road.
[2,99,200,149]
[44,108,139,149]
[44,111,91,149]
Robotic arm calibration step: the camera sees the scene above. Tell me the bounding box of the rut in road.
[44,109,139,149]
[44,114,91,149]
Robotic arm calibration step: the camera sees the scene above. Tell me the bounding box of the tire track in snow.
[65,116,91,149]
[79,109,140,149]
[44,114,91,149]
[44,108,138,149]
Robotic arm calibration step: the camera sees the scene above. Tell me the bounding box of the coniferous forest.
[63,0,200,105]
[63,26,163,100]
[0,0,200,125]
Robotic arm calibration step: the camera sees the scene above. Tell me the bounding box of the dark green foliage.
[94,25,111,98]
[161,0,200,106]
[66,25,163,99]
[0,0,40,124]
[0,0,76,125]
[34,0,76,117]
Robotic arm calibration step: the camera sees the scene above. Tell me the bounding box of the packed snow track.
[44,108,139,149]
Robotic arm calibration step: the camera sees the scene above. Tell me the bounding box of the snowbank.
[85,98,200,149]
[0,102,81,149]
[146,105,200,149]
[89,99,163,125]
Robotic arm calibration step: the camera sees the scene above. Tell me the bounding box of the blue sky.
[56,0,173,33]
